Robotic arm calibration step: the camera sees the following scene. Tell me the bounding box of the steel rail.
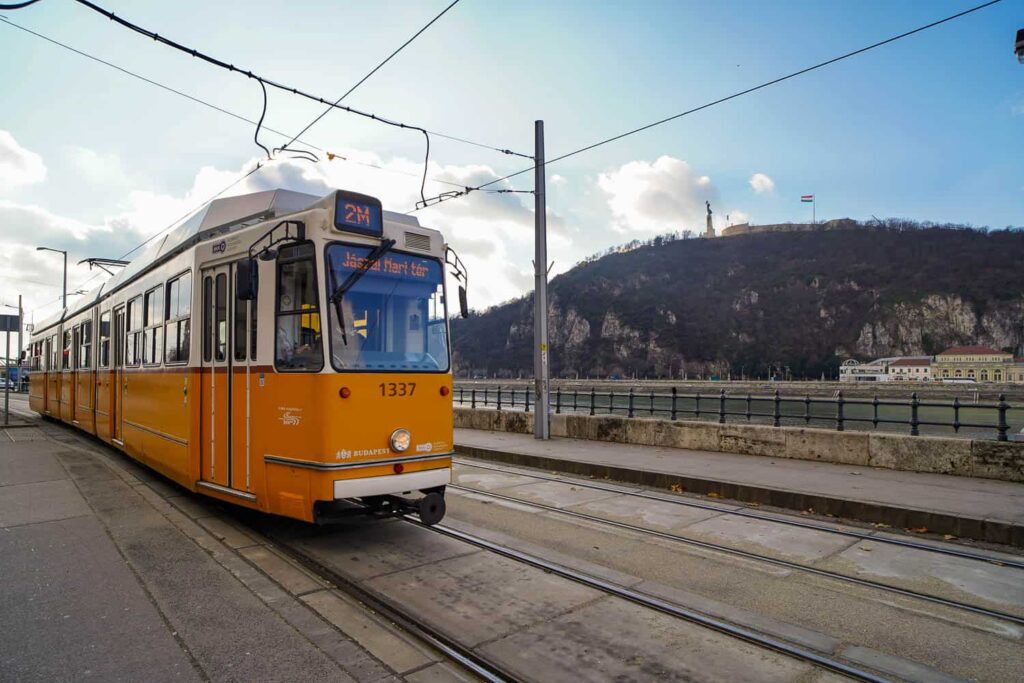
[258,527,516,683]
[415,519,892,683]
[449,483,1024,627]
[455,458,1024,570]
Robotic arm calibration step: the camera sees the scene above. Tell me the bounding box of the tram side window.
[234,275,247,361]
[78,320,92,369]
[275,244,323,371]
[62,330,72,370]
[98,312,111,368]
[165,272,191,364]
[49,336,57,371]
[203,276,212,362]
[215,274,227,362]
[143,285,163,365]
[126,296,143,366]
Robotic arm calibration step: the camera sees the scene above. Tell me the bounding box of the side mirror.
[236,259,258,301]
[458,285,469,319]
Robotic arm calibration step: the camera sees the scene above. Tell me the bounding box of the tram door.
[112,305,125,443]
[200,267,232,488]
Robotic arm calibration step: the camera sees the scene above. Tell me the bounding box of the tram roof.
[35,188,423,333]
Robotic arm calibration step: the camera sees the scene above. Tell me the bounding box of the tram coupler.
[314,490,446,525]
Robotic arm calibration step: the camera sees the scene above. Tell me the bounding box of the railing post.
[555,387,562,414]
[695,392,701,420]
[745,393,752,422]
[572,389,578,413]
[872,395,879,428]
[497,386,503,411]
[952,396,960,433]
[525,388,531,413]
[610,390,615,415]
[483,387,489,407]
[836,390,845,432]
[628,388,635,418]
[910,392,919,436]
[772,389,781,428]
[589,388,596,416]
[671,387,678,421]
[718,389,726,424]
[804,395,811,425]
[649,389,655,416]
[997,393,1009,442]
[459,387,464,405]
[471,389,476,409]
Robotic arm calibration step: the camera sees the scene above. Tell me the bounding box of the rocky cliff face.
[452,224,1024,378]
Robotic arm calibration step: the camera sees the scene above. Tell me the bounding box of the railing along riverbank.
[454,385,1020,442]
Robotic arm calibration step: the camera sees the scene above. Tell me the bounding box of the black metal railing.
[454,385,1020,442]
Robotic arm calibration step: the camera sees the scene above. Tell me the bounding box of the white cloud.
[66,147,135,187]
[0,146,579,320]
[550,174,567,187]
[597,156,719,234]
[748,172,775,194]
[0,130,46,189]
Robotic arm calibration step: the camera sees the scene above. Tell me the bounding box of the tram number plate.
[379,382,416,397]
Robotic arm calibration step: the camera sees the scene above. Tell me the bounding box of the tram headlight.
[390,428,411,453]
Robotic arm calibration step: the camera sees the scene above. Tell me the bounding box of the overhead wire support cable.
[412,0,1003,211]
[0,16,471,192]
[277,0,462,156]
[8,0,529,202]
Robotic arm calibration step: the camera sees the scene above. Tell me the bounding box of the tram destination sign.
[0,314,18,333]
[334,191,383,237]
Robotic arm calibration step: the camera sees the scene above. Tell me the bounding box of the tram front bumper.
[333,467,450,500]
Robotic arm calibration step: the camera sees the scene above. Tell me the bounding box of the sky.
[1,0,1021,334]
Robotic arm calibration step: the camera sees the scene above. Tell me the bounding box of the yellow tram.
[27,188,467,524]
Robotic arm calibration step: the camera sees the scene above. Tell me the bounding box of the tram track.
[455,457,1024,570]
[447,482,1024,628]
[247,522,517,683]
[411,518,893,683]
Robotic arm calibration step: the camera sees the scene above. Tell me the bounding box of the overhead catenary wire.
[2,0,529,164]
[45,161,272,318]
[0,16,472,192]
[412,0,1003,211]
[277,0,462,157]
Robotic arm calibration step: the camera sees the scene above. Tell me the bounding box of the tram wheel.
[418,492,446,526]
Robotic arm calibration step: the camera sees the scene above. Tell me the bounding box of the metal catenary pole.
[4,322,9,425]
[533,120,550,439]
[17,295,22,393]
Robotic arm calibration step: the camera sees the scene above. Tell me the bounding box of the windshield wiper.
[329,239,395,346]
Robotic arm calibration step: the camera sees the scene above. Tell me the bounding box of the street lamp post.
[36,246,67,310]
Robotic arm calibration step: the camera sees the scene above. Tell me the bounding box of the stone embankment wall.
[454,408,1024,483]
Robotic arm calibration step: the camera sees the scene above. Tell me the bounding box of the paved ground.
[444,459,1024,681]
[7,398,1024,682]
[454,428,1024,544]
[0,411,464,682]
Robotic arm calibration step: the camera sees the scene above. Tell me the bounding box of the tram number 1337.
[379,382,416,397]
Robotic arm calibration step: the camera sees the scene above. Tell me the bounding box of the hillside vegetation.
[452,222,1024,379]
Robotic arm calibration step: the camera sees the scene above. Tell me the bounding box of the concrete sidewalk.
[454,428,1024,547]
[0,417,457,682]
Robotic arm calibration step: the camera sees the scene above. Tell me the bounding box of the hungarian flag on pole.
[801,194,814,203]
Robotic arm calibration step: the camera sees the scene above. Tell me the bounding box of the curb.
[455,444,1023,548]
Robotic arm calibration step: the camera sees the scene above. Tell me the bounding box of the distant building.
[839,357,898,382]
[888,357,932,381]
[933,346,1023,383]
[841,347,1024,384]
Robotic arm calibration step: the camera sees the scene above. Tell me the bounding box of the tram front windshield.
[326,244,449,372]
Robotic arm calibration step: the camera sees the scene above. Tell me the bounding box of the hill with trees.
[451,221,1024,379]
